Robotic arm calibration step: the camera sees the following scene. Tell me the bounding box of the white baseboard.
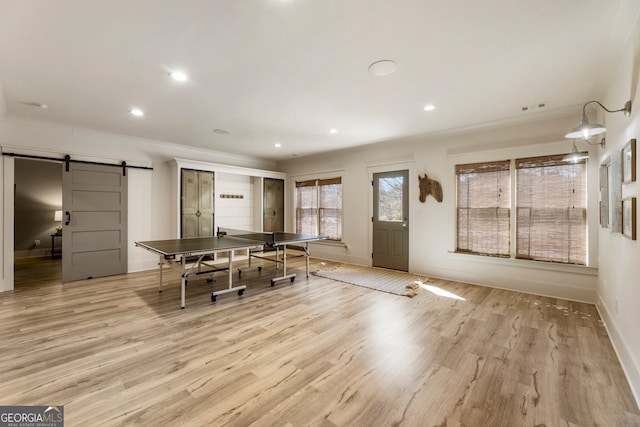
[596,296,640,409]
[412,263,597,303]
[15,249,50,258]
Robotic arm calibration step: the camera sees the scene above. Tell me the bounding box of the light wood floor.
[3,256,639,426]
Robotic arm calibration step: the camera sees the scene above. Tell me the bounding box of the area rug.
[312,264,428,297]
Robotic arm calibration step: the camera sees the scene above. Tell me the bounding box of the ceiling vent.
[521,102,548,112]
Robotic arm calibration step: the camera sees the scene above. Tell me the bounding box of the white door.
[62,162,128,282]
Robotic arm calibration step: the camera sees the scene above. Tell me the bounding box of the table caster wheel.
[211,294,217,302]
[238,289,244,296]
[258,266,262,272]
[270,280,275,287]
[290,277,295,283]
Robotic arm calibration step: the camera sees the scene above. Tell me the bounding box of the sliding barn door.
[62,163,128,282]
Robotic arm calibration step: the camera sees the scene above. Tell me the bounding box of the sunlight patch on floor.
[419,282,466,300]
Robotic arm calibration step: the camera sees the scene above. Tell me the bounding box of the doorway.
[13,158,63,286]
[372,170,409,271]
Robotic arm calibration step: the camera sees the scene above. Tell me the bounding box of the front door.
[372,170,409,271]
[62,162,128,282]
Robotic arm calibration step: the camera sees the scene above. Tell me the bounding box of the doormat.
[312,264,428,297]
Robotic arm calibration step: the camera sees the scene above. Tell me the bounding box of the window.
[296,177,342,240]
[455,155,588,265]
[516,155,586,264]
[456,161,511,257]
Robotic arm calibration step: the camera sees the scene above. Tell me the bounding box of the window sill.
[448,250,598,276]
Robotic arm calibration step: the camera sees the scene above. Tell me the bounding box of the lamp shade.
[54,210,63,221]
[564,121,607,139]
[562,141,589,163]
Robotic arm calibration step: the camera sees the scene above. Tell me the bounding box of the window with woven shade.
[295,179,318,236]
[296,177,342,240]
[456,160,511,257]
[515,155,587,265]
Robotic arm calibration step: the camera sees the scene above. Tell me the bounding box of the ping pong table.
[135,228,326,308]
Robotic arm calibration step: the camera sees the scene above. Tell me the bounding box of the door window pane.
[378,177,404,221]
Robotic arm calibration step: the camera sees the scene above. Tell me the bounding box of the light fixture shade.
[562,141,589,162]
[54,210,63,221]
[565,100,632,139]
[564,121,607,139]
[562,151,589,163]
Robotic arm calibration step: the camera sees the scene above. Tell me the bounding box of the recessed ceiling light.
[423,104,436,111]
[169,71,188,82]
[274,143,282,148]
[130,108,144,117]
[213,128,230,135]
[368,60,397,77]
[329,128,338,134]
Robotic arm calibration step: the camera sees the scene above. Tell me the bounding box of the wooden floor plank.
[3,256,639,426]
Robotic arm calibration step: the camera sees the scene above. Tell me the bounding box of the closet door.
[197,171,214,236]
[181,169,214,238]
[263,178,284,232]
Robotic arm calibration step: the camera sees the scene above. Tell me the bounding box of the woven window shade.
[516,155,587,264]
[319,178,342,240]
[295,182,318,235]
[296,179,317,188]
[295,178,343,239]
[456,160,511,257]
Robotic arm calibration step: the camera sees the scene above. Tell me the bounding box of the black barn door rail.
[2,152,153,176]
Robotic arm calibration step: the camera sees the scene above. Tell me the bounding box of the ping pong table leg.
[181,257,186,309]
[158,255,164,293]
[305,242,310,278]
[211,249,247,302]
[282,244,287,276]
[228,250,233,289]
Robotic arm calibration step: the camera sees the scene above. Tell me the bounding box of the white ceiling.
[0,0,637,161]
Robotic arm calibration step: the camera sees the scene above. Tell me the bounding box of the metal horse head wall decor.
[418,174,443,203]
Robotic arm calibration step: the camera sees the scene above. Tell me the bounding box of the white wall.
[0,116,278,290]
[216,173,255,230]
[595,12,640,405]
[279,115,600,303]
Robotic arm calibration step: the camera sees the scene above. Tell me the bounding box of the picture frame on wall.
[622,197,636,240]
[622,138,636,183]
